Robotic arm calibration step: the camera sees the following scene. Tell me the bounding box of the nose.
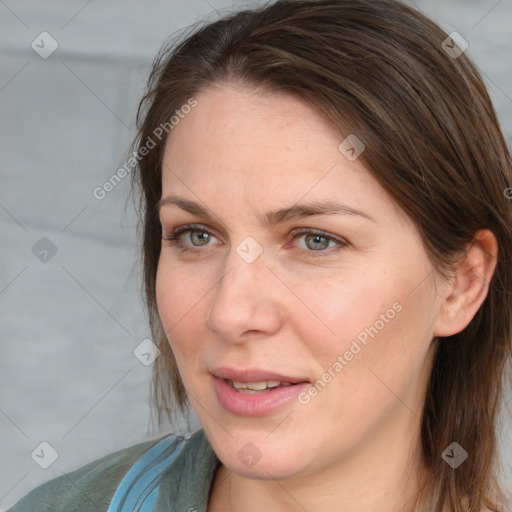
[205,246,283,342]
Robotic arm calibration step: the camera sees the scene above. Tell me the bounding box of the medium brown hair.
[128,1,512,510]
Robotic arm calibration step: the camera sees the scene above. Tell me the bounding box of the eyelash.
[162,223,348,257]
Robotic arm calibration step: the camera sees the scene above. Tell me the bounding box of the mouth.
[211,367,311,416]
[226,379,296,394]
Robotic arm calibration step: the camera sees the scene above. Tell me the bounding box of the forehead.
[160,85,402,226]
[165,85,342,162]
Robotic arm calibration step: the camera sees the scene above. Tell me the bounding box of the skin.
[155,85,497,512]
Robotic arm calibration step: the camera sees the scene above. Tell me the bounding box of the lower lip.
[212,376,310,417]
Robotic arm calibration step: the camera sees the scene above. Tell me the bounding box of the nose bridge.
[212,243,267,311]
[206,240,279,335]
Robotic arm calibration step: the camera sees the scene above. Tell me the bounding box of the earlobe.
[433,229,498,338]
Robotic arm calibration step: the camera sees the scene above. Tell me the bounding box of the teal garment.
[7,430,221,512]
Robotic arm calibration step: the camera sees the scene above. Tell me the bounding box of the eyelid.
[162,223,346,240]
[162,223,349,255]
[289,227,348,246]
[162,223,220,243]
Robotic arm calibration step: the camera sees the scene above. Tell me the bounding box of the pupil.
[307,234,327,250]
[192,231,210,246]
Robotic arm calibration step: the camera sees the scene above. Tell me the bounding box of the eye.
[162,224,348,257]
[162,224,219,251]
[290,228,348,256]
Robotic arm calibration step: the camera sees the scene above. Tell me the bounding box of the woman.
[9,0,512,511]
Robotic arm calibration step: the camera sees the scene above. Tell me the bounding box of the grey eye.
[304,234,331,251]
[188,231,212,246]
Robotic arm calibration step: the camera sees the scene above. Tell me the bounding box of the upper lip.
[212,366,309,384]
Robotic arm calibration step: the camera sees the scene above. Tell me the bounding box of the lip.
[211,366,310,417]
[212,366,308,384]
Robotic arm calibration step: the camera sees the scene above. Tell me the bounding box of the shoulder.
[6,435,178,512]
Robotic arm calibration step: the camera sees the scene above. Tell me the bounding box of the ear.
[433,229,498,337]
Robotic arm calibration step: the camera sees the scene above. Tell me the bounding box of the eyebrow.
[156,195,375,226]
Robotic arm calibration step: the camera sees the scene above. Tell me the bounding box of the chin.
[224,452,303,481]
[207,427,314,480]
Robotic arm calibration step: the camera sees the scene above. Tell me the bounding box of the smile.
[213,375,310,416]
[228,379,295,393]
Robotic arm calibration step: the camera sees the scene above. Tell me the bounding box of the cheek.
[155,262,207,359]
[289,269,400,358]
[315,272,436,419]
[298,262,434,392]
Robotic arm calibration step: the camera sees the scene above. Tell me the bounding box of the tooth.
[246,381,268,391]
[230,379,297,392]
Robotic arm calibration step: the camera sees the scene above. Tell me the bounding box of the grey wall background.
[1,0,511,509]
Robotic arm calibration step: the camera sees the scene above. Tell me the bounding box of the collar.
[154,429,221,512]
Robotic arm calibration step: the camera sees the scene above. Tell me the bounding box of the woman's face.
[156,85,450,480]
